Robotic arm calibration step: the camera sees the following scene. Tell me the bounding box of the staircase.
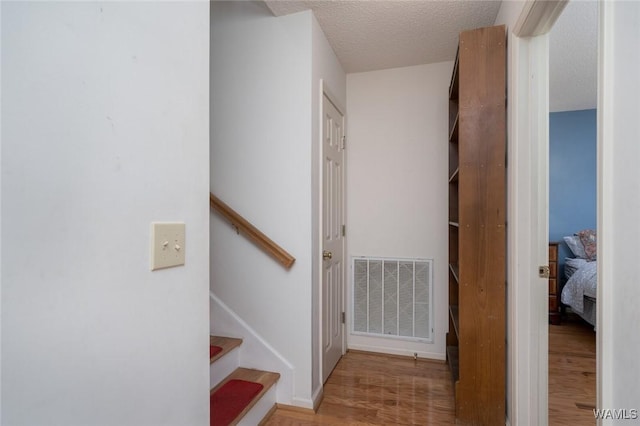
[210,335,280,426]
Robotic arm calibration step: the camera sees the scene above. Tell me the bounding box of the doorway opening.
[547,1,598,423]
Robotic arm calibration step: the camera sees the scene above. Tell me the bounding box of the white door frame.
[507,1,568,425]
[510,1,624,423]
[596,1,618,421]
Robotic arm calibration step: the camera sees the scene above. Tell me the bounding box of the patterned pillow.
[563,235,587,259]
[577,229,597,261]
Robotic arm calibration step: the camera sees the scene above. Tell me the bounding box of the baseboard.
[347,348,447,364]
[289,396,315,410]
[210,291,295,405]
[275,403,316,414]
[347,343,446,361]
[506,416,511,426]
[312,385,324,412]
[277,385,323,413]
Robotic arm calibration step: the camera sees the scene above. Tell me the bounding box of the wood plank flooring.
[265,315,596,425]
[549,315,596,425]
[265,351,456,425]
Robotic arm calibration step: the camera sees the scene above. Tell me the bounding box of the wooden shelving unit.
[446,25,506,425]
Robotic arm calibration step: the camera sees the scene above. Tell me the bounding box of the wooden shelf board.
[449,263,459,284]
[449,49,459,100]
[449,113,459,142]
[449,305,460,340]
[449,167,459,183]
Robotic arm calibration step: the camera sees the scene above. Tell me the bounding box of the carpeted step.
[210,335,242,364]
[210,367,280,426]
[210,345,222,359]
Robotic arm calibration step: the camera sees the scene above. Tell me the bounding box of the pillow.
[577,229,597,261]
[565,257,588,279]
[563,235,587,259]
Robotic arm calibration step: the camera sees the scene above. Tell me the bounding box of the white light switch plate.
[150,222,185,271]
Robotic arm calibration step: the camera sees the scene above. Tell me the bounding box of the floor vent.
[352,257,433,342]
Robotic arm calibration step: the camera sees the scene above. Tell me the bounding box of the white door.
[322,93,345,383]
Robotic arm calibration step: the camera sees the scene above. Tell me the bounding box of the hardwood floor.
[265,351,456,425]
[265,315,596,425]
[549,314,596,425]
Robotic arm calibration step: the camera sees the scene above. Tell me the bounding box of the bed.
[560,230,597,327]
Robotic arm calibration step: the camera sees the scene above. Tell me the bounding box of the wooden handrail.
[210,193,295,269]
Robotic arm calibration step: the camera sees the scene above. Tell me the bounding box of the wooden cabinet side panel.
[455,25,506,425]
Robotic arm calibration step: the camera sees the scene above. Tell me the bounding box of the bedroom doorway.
[547,1,598,424]
[506,0,604,423]
[512,0,637,423]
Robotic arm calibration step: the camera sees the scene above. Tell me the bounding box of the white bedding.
[561,260,597,315]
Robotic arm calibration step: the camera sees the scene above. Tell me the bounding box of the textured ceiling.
[549,0,598,112]
[264,0,502,73]
[263,0,597,111]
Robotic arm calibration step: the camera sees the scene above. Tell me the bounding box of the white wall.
[599,0,640,419]
[494,1,526,33]
[210,1,323,407]
[346,62,452,360]
[1,2,210,425]
[310,15,346,402]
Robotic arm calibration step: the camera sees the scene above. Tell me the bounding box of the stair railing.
[209,193,295,269]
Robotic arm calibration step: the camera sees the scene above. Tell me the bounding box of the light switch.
[150,222,185,271]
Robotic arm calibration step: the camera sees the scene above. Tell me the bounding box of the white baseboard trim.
[347,343,446,361]
[210,291,295,405]
[290,396,315,410]
[311,384,324,411]
[506,416,511,426]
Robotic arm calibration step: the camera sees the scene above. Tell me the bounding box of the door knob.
[323,250,333,260]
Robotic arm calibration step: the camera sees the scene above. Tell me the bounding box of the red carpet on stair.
[210,379,264,426]
[210,345,222,359]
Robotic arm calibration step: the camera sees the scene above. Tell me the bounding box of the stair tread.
[210,368,280,426]
[210,336,242,364]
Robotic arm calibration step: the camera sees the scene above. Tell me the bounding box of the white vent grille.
[352,257,433,342]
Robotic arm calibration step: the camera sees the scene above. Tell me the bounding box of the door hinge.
[341,312,345,324]
[538,265,550,279]
[342,225,346,237]
[342,135,346,150]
